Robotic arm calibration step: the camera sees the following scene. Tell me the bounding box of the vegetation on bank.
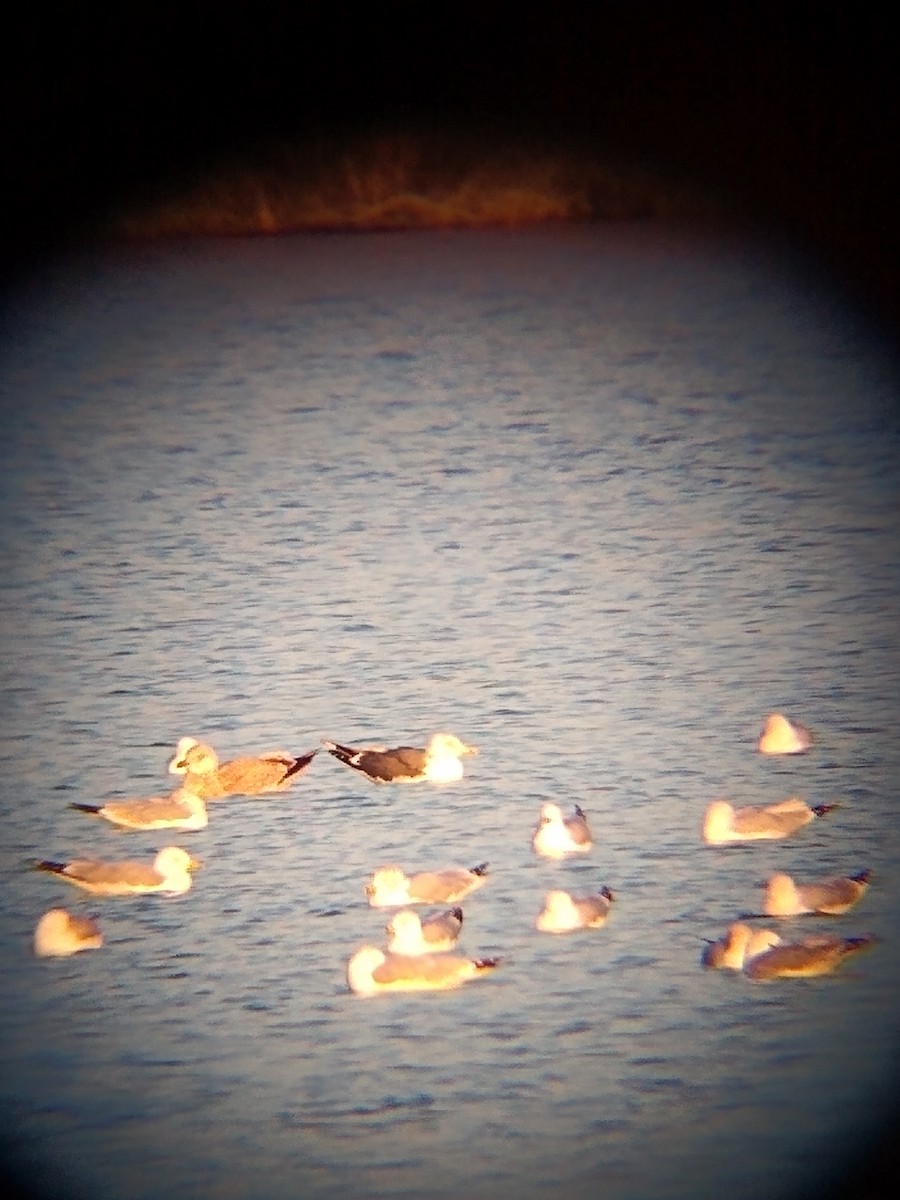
[112,134,717,238]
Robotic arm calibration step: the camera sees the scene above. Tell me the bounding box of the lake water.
[1,224,899,1200]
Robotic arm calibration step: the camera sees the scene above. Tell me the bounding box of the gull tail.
[843,935,877,956]
[34,860,67,876]
[285,749,318,779]
[321,739,356,766]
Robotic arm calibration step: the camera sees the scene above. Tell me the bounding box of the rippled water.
[1,226,899,1200]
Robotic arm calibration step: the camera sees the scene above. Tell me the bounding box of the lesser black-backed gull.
[321,733,476,783]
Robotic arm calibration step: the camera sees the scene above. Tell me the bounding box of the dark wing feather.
[357,747,427,781]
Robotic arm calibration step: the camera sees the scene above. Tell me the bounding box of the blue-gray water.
[1,225,899,1200]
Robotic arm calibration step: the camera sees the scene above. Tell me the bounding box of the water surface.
[1,225,899,1200]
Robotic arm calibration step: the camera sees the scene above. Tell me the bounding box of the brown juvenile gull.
[168,737,317,798]
[347,945,500,995]
[365,863,489,907]
[33,908,104,958]
[531,802,593,859]
[321,733,477,783]
[385,907,464,954]
[701,922,782,970]
[763,869,871,917]
[69,788,208,831]
[34,846,199,896]
[702,797,838,845]
[535,887,614,933]
[743,933,876,980]
[757,712,812,755]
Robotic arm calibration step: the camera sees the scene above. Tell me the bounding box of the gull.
[68,788,208,831]
[34,846,199,896]
[744,933,876,980]
[385,907,464,954]
[535,887,614,932]
[702,797,838,845]
[701,922,782,970]
[365,863,489,907]
[168,737,317,798]
[347,945,500,995]
[532,802,592,858]
[758,712,812,755]
[321,733,477,783]
[763,869,871,917]
[33,908,103,958]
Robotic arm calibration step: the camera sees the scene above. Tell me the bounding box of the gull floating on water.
[763,869,871,916]
[365,863,489,907]
[321,733,477,783]
[532,802,593,859]
[757,712,812,755]
[168,737,317,798]
[386,907,464,954]
[347,945,500,995]
[35,846,199,896]
[536,887,614,932]
[69,788,208,831]
[701,922,782,970]
[744,933,876,980]
[33,908,104,957]
[702,797,838,845]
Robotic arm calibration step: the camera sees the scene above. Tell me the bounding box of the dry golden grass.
[112,133,715,239]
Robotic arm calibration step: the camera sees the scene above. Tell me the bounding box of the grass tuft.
[111,132,718,240]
